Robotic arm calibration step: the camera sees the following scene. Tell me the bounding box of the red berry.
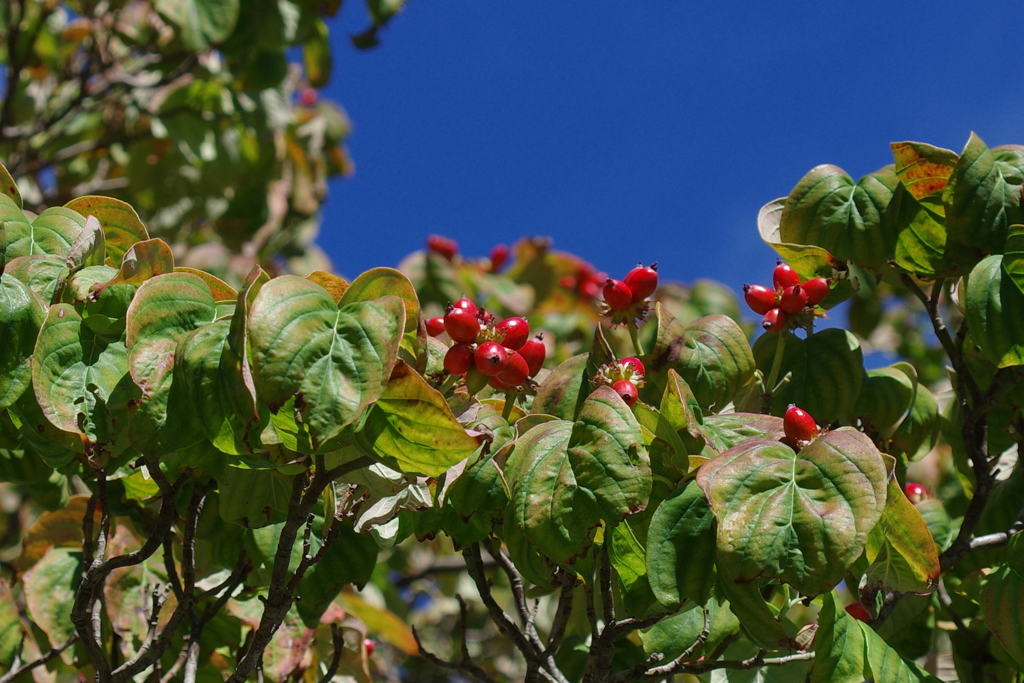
[772,262,800,290]
[444,307,480,343]
[603,279,634,310]
[743,284,776,315]
[474,342,508,376]
[802,277,830,306]
[427,235,458,261]
[496,317,530,350]
[620,357,645,377]
[844,603,871,622]
[489,375,514,391]
[444,343,474,375]
[426,316,446,337]
[363,638,375,655]
[612,379,638,406]
[578,279,600,299]
[624,264,658,301]
[489,244,509,272]
[497,350,530,386]
[519,337,546,376]
[451,297,478,317]
[298,88,318,107]
[783,405,818,443]
[904,482,930,504]
[779,285,808,314]
[761,307,788,333]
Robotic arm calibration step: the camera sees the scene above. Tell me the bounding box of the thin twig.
[0,635,78,683]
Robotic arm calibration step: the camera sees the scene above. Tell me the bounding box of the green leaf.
[639,597,737,661]
[302,19,331,88]
[966,255,1024,367]
[608,520,655,610]
[890,141,958,200]
[0,204,86,261]
[811,592,940,682]
[3,254,68,302]
[715,574,794,649]
[0,579,22,667]
[65,215,106,271]
[506,386,650,564]
[854,363,916,440]
[752,328,864,423]
[532,353,589,420]
[248,275,405,451]
[890,381,939,461]
[356,361,479,476]
[155,0,240,50]
[219,467,294,527]
[65,195,150,267]
[0,273,45,409]
[174,318,263,455]
[864,478,940,594]
[32,303,133,453]
[101,238,175,288]
[650,310,755,412]
[757,196,839,281]
[0,161,21,207]
[697,428,887,595]
[1003,224,1024,298]
[946,132,1024,255]
[981,536,1024,670]
[339,266,419,334]
[23,547,81,646]
[126,272,219,452]
[701,412,783,453]
[296,523,377,627]
[888,187,950,277]
[779,164,899,268]
[646,480,716,608]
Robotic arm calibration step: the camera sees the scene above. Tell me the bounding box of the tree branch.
[411,595,498,683]
[0,634,78,683]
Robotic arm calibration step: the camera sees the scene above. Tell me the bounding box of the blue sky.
[319,2,1022,298]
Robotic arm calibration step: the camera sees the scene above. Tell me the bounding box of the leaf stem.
[502,391,516,420]
[628,322,645,357]
[762,331,788,412]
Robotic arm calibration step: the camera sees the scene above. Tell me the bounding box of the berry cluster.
[744,261,830,333]
[593,357,646,407]
[559,261,606,300]
[601,264,659,323]
[782,404,819,449]
[427,297,546,390]
[426,235,509,273]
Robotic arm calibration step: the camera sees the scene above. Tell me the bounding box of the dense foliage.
[0,0,406,281]
[0,131,1023,681]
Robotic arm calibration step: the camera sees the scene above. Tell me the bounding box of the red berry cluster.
[428,297,546,390]
[744,262,830,333]
[593,357,646,407]
[559,261,605,300]
[426,234,459,261]
[426,235,510,273]
[782,404,819,449]
[489,244,509,273]
[600,264,659,325]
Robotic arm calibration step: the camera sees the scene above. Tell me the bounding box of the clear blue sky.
[320,2,1022,297]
